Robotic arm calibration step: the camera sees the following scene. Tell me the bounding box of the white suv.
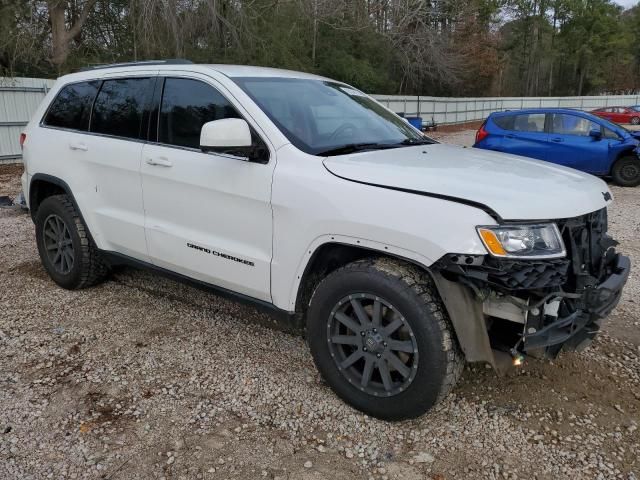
[20,60,630,420]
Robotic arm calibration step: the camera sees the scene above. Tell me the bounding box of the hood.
[323,144,612,221]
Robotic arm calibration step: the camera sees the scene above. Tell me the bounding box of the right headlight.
[476,223,566,259]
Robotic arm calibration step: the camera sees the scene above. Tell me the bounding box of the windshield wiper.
[397,137,436,146]
[316,142,401,157]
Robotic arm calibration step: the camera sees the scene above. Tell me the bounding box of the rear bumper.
[523,254,630,353]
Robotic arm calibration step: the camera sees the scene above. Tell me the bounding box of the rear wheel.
[611,156,640,187]
[306,257,463,420]
[35,194,109,289]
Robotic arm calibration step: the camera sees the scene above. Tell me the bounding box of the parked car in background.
[474,108,640,187]
[592,106,640,125]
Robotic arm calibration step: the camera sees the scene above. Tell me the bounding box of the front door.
[140,75,275,301]
[546,113,611,173]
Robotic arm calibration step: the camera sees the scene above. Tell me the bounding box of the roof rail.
[78,59,193,72]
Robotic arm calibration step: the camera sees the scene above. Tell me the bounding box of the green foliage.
[0,0,638,95]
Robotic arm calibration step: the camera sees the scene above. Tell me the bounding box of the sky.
[616,0,638,8]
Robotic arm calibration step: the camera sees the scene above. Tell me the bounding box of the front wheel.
[631,116,640,125]
[306,258,463,420]
[611,156,640,187]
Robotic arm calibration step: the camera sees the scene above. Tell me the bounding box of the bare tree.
[46,0,98,68]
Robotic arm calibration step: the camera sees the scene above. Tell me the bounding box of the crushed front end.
[432,208,630,369]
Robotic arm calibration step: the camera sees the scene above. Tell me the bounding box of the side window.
[90,78,151,139]
[604,128,620,139]
[493,115,515,130]
[513,113,545,133]
[43,81,101,131]
[159,78,240,149]
[550,114,599,136]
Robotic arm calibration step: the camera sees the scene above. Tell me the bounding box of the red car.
[592,106,640,125]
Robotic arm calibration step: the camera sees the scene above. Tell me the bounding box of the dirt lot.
[1,134,639,480]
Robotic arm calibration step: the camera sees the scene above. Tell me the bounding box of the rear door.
[82,75,156,259]
[140,74,275,301]
[546,113,611,173]
[38,74,155,260]
[495,112,549,160]
[611,107,628,124]
[596,108,614,122]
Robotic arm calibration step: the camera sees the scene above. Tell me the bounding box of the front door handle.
[551,137,563,143]
[505,134,515,139]
[145,156,173,167]
[69,142,88,151]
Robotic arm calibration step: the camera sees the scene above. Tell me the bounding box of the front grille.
[557,208,617,291]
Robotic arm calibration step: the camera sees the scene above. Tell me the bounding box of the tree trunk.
[47,0,97,69]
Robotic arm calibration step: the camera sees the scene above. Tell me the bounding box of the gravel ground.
[1,134,638,480]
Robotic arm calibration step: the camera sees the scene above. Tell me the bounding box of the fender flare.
[29,173,87,226]
[287,234,436,311]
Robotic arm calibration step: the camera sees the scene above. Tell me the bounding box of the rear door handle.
[145,156,173,167]
[505,134,515,139]
[69,142,88,151]
[551,137,563,143]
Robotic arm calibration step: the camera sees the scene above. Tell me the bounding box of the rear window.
[90,78,152,140]
[43,81,101,131]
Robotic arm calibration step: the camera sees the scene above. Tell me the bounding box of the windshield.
[233,77,430,155]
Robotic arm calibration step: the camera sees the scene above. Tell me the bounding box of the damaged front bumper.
[521,253,630,353]
[431,208,631,371]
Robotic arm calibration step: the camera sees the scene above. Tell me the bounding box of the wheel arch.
[292,236,435,318]
[29,174,83,224]
[610,147,639,174]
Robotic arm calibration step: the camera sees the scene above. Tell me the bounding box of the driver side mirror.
[200,118,252,152]
[200,118,268,163]
[589,128,602,140]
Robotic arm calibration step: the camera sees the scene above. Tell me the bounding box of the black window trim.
[146,74,272,164]
[39,74,273,162]
[41,76,155,145]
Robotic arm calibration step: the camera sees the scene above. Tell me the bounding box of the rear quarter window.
[42,81,101,131]
[492,115,515,130]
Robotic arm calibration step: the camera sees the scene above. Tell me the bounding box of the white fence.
[371,94,640,125]
[0,77,56,164]
[2,76,640,163]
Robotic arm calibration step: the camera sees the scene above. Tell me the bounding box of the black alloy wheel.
[327,293,419,397]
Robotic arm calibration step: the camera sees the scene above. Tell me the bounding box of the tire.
[631,116,640,125]
[306,257,463,420]
[35,194,109,289]
[611,156,640,187]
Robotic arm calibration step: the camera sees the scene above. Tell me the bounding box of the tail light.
[19,133,26,149]
[475,123,489,144]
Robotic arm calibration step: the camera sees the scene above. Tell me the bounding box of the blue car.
[474,108,640,187]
